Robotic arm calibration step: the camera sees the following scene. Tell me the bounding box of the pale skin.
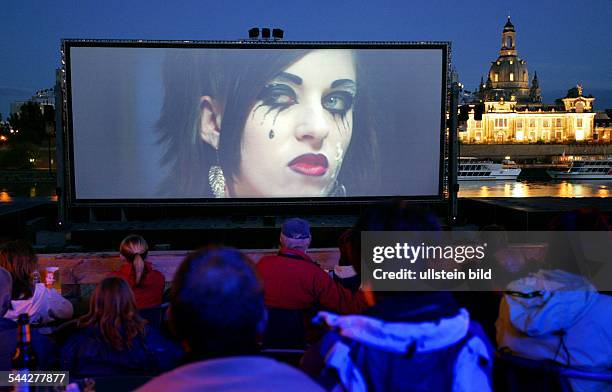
[200,49,356,197]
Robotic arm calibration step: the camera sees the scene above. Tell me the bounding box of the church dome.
[489,57,529,89]
[482,17,532,102]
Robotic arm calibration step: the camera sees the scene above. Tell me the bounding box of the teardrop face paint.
[232,49,355,197]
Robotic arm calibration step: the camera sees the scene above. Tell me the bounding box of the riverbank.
[0,169,56,182]
[460,143,612,160]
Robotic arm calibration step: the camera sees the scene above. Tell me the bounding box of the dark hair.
[157,49,380,196]
[0,267,12,316]
[78,277,147,351]
[169,247,264,359]
[0,240,37,300]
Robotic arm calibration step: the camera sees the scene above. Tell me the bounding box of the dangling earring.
[208,165,226,198]
[330,181,347,197]
[269,129,275,139]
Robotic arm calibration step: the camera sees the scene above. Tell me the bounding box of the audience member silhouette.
[0,267,58,370]
[138,247,323,391]
[0,240,72,324]
[60,277,180,378]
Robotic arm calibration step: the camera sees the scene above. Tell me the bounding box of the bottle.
[31,270,41,286]
[12,313,37,373]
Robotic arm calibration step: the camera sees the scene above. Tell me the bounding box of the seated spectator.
[331,229,361,292]
[256,218,369,348]
[301,202,493,391]
[112,235,165,309]
[0,240,73,324]
[138,247,323,391]
[496,269,612,392]
[60,277,181,378]
[0,267,57,370]
[256,218,368,314]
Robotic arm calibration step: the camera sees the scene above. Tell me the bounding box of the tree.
[7,101,46,145]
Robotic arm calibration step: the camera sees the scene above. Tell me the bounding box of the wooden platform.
[39,248,340,285]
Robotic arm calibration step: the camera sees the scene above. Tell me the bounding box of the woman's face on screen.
[233,49,356,197]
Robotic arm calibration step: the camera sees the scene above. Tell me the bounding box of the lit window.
[509,73,514,82]
[576,118,583,128]
[495,118,508,128]
[494,73,499,82]
[516,120,523,129]
[509,60,514,65]
[529,119,536,128]
[475,121,482,128]
[556,118,562,127]
[543,120,549,128]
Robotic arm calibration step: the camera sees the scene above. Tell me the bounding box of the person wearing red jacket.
[111,235,165,310]
[256,218,368,316]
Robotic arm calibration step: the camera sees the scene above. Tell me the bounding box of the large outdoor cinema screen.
[65,41,447,202]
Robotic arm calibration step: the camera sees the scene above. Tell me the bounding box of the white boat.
[458,157,521,181]
[547,158,612,180]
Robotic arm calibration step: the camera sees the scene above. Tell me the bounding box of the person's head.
[0,267,12,317]
[119,234,149,286]
[0,240,37,300]
[158,48,379,197]
[338,228,359,269]
[279,217,311,251]
[79,277,146,351]
[169,247,264,359]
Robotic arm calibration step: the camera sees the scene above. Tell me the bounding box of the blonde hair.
[119,235,149,286]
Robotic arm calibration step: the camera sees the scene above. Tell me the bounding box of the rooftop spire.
[504,16,515,31]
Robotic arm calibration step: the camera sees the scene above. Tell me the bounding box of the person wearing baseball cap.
[256,218,368,347]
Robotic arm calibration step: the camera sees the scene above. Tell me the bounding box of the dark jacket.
[0,317,58,370]
[60,324,182,378]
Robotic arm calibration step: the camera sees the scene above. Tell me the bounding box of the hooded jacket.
[496,269,612,392]
[304,294,493,392]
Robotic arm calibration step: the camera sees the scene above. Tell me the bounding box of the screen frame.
[61,39,450,207]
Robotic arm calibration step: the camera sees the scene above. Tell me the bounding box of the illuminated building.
[594,111,612,142]
[461,17,597,144]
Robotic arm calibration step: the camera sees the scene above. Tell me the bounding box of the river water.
[458,179,612,198]
[0,180,610,201]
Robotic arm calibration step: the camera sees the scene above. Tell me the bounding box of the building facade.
[461,18,598,144]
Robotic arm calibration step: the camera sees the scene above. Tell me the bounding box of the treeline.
[0,102,55,169]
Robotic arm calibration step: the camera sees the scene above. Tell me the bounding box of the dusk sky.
[1,0,611,116]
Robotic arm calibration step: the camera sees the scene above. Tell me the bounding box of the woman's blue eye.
[322,91,354,114]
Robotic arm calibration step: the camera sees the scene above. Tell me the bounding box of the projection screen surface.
[65,42,446,201]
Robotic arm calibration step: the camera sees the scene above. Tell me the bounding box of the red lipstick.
[288,154,329,176]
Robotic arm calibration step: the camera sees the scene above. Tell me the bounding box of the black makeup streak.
[331,113,341,135]
[254,82,298,126]
[251,103,266,121]
[272,106,290,126]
